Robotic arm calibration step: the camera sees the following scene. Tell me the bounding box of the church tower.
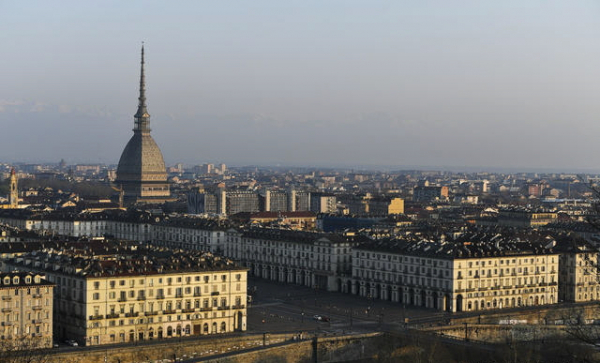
[8,168,18,208]
[116,45,171,204]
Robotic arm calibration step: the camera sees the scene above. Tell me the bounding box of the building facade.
[351,236,559,313]
[3,243,247,346]
[0,272,53,349]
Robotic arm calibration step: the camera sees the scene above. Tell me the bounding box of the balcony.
[193,292,201,297]
[156,295,165,300]
[232,304,245,310]
[125,312,139,318]
[144,311,158,316]
[137,296,146,301]
[182,308,195,313]
[1,296,11,301]
[211,292,220,296]
[106,313,120,319]
[200,307,212,312]
[31,319,42,325]
[2,308,12,313]
[217,306,230,311]
[32,294,42,299]
[118,298,127,302]
[89,315,104,321]
[2,322,12,326]
[164,310,176,315]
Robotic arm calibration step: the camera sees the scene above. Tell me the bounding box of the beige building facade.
[351,241,559,313]
[0,272,53,349]
[3,246,247,346]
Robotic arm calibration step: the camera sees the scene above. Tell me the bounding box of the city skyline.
[1,1,599,170]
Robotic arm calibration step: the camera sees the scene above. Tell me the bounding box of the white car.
[65,340,78,347]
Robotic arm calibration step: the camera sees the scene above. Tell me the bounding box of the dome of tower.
[116,133,167,182]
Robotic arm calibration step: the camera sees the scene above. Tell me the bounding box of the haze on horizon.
[1,1,599,172]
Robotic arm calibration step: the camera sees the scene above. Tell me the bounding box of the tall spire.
[134,43,150,132]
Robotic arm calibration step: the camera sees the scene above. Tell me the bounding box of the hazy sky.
[1,1,599,171]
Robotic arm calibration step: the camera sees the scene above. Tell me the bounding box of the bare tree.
[0,337,51,363]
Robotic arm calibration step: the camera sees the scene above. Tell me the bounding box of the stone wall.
[43,332,381,363]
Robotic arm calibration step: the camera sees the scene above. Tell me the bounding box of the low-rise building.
[555,236,600,303]
[351,229,559,312]
[224,228,363,291]
[2,241,247,346]
[0,272,54,349]
[498,207,558,227]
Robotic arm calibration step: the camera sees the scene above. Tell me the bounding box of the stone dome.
[116,132,167,183]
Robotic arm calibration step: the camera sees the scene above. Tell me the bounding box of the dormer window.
[12,277,19,285]
[25,277,31,284]
[3,277,9,285]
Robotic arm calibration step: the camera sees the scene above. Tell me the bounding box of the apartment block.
[2,242,247,346]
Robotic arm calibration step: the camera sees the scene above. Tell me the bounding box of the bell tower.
[8,169,18,208]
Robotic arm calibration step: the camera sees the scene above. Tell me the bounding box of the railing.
[89,315,104,320]
[1,296,11,301]
[125,312,139,317]
[232,304,245,309]
[118,298,127,302]
[32,294,42,299]
[200,307,212,312]
[217,306,230,311]
[106,313,120,319]
[137,296,146,301]
[164,310,176,315]
[156,295,165,300]
[2,308,12,313]
[182,308,195,313]
[145,311,158,316]
[211,291,220,296]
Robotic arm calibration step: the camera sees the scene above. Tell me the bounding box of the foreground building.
[0,272,54,349]
[351,229,559,312]
[3,241,247,346]
[555,237,600,302]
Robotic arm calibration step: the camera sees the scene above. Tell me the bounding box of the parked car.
[313,315,330,322]
[65,339,78,347]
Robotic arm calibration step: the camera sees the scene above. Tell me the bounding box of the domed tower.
[116,45,170,204]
